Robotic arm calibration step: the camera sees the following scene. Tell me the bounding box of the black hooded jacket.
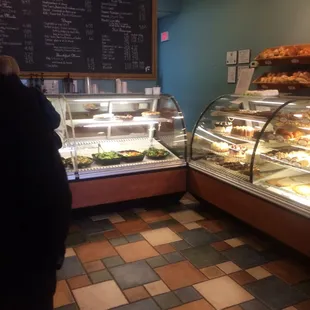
[0,75,71,271]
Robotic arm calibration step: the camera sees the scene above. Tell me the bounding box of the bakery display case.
[48,94,187,208]
[189,94,310,214]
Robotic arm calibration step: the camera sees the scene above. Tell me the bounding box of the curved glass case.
[190,94,310,213]
[48,94,187,181]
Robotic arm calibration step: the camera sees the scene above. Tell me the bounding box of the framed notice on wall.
[238,49,251,64]
[2,0,157,79]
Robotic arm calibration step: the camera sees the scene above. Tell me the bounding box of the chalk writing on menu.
[0,0,153,75]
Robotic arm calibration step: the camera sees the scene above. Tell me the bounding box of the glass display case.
[48,94,187,181]
[190,94,310,214]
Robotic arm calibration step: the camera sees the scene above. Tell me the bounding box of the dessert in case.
[214,121,232,133]
[211,142,229,153]
[231,126,255,138]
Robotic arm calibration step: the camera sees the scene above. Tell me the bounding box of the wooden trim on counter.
[70,167,186,209]
[188,168,310,258]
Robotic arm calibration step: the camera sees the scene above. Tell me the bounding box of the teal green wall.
[158,0,310,130]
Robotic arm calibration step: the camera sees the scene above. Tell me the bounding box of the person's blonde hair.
[0,55,20,76]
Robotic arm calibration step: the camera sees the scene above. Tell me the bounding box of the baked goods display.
[216,162,260,177]
[229,145,248,157]
[84,103,100,111]
[297,135,310,147]
[214,122,232,133]
[231,126,255,138]
[141,111,161,117]
[263,149,310,168]
[257,45,310,60]
[275,128,304,142]
[211,142,229,153]
[273,111,310,128]
[256,72,310,85]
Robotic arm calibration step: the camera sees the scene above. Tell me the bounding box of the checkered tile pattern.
[54,194,310,310]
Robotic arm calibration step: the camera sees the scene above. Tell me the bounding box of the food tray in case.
[118,150,145,163]
[92,154,122,166]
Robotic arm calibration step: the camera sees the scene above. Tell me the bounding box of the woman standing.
[0,56,72,310]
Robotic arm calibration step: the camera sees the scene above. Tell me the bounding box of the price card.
[235,68,255,95]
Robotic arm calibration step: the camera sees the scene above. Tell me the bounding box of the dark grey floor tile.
[126,234,144,243]
[113,298,160,310]
[119,210,140,221]
[66,232,86,247]
[78,218,114,234]
[110,237,128,247]
[179,228,219,247]
[241,299,270,310]
[86,232,106,242]
[223,245,269,269]
[245,276,308,310]
[56,304,79,310]
[171,240,191,251]
[102,256,125,268]
[295,281,310,296]
[216,230,242,240]
[57,256,85,280]
[153,292,182,310]
[174,286,202,304]
[147,256,169,268]
[163,252,185,264]
[89,269,113,284]
[110,261,159,290]
[149,219,179,229]
[181,245,227,268]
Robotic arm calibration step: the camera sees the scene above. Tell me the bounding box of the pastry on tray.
[211,142,229,153]
[214,121,232,133]
[231,126,254,138]
[141,111,161,117]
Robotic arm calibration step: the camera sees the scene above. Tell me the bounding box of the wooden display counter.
[70,168,186,209]
[188,168,310,258]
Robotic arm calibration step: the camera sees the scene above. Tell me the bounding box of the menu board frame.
[18,0,157,80]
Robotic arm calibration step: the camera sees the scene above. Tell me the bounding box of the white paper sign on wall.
[226,51,238,65]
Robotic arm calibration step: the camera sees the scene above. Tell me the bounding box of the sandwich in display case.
[188,94,310,257]
[49,94,187,208]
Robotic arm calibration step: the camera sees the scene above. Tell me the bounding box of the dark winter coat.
[0,74,71,273]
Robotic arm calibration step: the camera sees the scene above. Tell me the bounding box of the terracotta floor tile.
[211,241,232,252]
[217,262,241,274]
[84,260,105,273]
[225,238,245,248]
[155,244,176,254]
[104,230,122,239]
[171,299,214,310]
[194,276,254,310]
[170,210,204,224]
[123,286,150,303]
[68,275,91,290]
[225,306,242,310]
[53,280,75,308]
[75,241,117,263]
[144,280,170,296]
[65,248,76,258]
[229,271,256,286]
[73,280,128,310]
[139,210,171,223]
[184,222,201,230]
[199,220,224,233]
[246,266,271,280]
[200,266,225,279]
[141,227,182,246]
[116,240,159,263]
[169,224,187,233]
[263,259,310,284]
[295,299,310,310]
[114,219,150,235]
[155,261,206,290]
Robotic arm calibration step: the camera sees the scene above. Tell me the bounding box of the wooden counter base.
[70,168,186,209]
[188,168,310,258]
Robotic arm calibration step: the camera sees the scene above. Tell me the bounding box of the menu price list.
[0,0,153,75]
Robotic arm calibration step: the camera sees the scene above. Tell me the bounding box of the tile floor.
[55,194,310,310]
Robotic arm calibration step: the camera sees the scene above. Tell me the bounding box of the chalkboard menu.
[0,0,156,78]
